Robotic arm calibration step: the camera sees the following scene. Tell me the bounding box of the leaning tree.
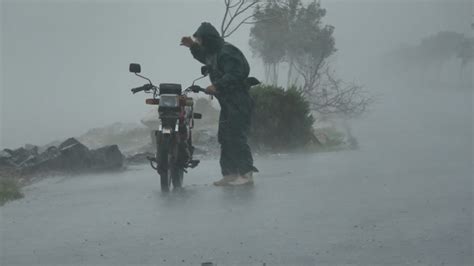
[248,0,372,117]
[219,0,373,118]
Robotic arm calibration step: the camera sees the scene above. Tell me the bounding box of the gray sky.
[1,0,471,149]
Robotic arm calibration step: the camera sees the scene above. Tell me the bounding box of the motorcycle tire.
[171,167,184,189]
[157,133,171,192]
[171,141,188,189]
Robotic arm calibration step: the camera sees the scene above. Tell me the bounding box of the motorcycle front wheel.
[157,133,171,192]
[157,133,185,192]
[171,167,184,189]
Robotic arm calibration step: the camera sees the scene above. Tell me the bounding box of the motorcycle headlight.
[159,95,179,108]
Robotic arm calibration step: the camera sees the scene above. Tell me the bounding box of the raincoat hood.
[193,22,224,54]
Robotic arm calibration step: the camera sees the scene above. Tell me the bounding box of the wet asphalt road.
[0,88,472,266]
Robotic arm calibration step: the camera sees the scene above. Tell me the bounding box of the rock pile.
[0,138,124,177]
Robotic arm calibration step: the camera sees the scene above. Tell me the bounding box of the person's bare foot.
[228,172,254,186]
[213,175,238,186]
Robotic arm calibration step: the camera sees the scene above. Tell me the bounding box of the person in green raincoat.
[181,22,258,186]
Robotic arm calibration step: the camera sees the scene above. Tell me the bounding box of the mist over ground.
[1,1,472,265]
[1,0,471,148]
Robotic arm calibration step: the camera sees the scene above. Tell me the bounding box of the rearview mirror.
[201,66,209,76]
[129,63,141,73]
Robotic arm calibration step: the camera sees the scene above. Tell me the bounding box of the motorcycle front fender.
[162,126,172,135]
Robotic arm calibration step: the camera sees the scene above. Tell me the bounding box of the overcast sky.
[1,0,471,149]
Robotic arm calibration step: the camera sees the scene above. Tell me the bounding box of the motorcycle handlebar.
[188,85,206,93]
[132,84,206,95]
[131,84,153,94]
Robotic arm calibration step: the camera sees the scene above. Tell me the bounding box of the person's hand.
[180,36,194,48]
[205,85,218,95]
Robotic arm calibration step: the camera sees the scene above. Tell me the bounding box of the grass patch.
[0,177,24,206]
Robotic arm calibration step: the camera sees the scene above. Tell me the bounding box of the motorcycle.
[129,63,208,192]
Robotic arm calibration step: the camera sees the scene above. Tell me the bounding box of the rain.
[1,0,472,265]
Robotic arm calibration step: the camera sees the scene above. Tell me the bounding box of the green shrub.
[250,84,315,151]
[0,177,23,206]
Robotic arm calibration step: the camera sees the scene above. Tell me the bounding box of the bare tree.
[292,51,327,94]
[306,67,373,117]
[220,0,261,38]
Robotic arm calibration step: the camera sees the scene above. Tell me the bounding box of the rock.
[90,145,124,170]
[29,146,62,173]
[8,147,36,165]
[57,138,92,171]
[0,150,14,168]
[126,152,154,165]
[59,138,88,151]
[2,149,13,156]
[3,137,125,178]
[17,154,38,168]
[24,144,38,153]
[0,153,11,160]
[1,146,40,169]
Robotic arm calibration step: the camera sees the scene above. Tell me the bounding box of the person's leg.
[214,104,238,186]
[225,95,257,184]
[225,129,257,185]
[228,129,254,175]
